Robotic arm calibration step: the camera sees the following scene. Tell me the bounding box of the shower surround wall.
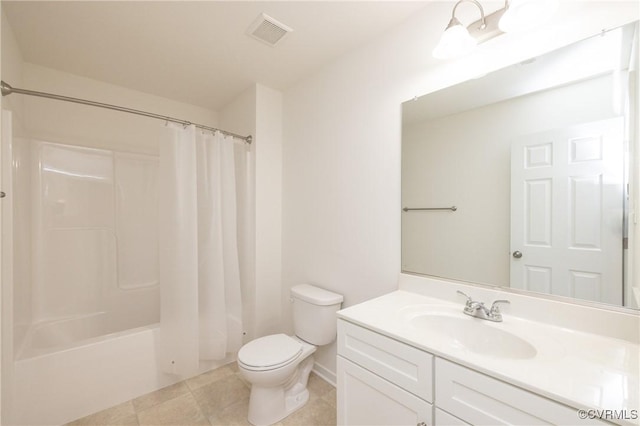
[14,139,159,359]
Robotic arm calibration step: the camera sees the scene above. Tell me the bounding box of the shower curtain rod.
[0,80,252,144]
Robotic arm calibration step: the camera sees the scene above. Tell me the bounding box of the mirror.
[401,21,639,310]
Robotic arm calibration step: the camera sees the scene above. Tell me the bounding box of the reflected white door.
[510,117,624,305]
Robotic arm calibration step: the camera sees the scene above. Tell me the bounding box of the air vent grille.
[247,13,293,47]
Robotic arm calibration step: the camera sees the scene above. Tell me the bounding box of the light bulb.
[433,20,477,59]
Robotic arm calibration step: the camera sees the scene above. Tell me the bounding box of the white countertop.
[337,289,640,425]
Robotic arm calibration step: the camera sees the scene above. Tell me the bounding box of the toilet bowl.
[237,284,343,425]
[238,334,316,425]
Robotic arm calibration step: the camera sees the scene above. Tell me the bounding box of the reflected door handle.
[512,251,523,258]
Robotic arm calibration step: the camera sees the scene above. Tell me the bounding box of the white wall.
[219,85,257,342]
[282,1,639,378]
[21,63,218,155]
[1,11,23,126]
[254,85,283,337]
[219,84,283,342]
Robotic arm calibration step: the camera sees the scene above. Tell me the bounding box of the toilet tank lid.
[291,284,343,306]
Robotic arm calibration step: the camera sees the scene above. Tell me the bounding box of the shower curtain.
[158,125,244,376]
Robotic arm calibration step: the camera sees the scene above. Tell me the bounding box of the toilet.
[237,284,343,425]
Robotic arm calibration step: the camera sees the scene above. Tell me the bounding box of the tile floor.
[66,363,337,426]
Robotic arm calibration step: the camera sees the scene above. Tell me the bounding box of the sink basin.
[402,306,537,359]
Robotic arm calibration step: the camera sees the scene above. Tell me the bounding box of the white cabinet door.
[510,117,624,304]
[338,320,433,402]
[436,358,610,425]
[337,356,433,426]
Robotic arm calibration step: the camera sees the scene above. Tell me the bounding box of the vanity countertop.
[337,290,640,424]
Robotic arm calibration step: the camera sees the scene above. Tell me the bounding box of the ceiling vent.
[247,13,293,47]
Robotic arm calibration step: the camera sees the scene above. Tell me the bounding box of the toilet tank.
[291,284,343,345]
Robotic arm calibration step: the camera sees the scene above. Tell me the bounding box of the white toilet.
[237,284,343,425]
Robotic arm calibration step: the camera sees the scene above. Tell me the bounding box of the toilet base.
[247,356,315,425]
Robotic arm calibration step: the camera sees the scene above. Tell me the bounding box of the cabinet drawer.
[338,320,433,402]
[435,358,610,425]
[338,356,433,426]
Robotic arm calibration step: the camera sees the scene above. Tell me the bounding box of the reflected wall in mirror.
[401,21,639,310]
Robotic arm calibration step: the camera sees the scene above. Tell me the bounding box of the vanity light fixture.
[499,0,560,33]
[432,0,559,60]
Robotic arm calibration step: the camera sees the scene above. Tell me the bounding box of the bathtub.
[16,286,160,361]
[10,323,234,425]
[10,288,171,425]
[12,324,165,425]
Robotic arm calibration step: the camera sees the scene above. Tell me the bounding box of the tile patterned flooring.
[66,363,337,426]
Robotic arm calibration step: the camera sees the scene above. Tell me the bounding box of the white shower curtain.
[159,124,244,376]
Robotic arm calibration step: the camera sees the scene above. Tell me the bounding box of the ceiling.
[3,1,430,111]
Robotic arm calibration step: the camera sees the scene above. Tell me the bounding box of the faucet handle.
[457,290,473,305]
[490,299,510,313]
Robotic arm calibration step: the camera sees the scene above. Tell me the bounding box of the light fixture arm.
[450,0,487,30]
[433,0,559,60]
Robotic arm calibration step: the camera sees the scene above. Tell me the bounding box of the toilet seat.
[238,334,303,371]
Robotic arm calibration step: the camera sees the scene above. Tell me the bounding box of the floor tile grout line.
[188,382,214,426]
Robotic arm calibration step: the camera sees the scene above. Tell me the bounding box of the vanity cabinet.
[337,319,611,426]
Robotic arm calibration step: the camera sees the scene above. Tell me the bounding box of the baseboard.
[312,362,336,387]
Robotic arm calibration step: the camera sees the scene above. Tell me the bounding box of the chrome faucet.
[457,290,510,322]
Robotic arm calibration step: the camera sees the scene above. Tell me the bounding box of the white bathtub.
[10,324,234,425]
[10,289,170,425]
[12,324,164,425]
[16,293,159,361]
